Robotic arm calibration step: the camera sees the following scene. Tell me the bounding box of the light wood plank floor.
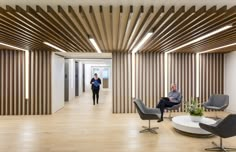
[0,90,235,152]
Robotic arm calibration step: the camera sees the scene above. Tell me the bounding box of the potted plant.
[187,98,204,122]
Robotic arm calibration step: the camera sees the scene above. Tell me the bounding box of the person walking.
[90,73,101,105]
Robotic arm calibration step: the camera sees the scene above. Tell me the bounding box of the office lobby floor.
[0,90,235,152]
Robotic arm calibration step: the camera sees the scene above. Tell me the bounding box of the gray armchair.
[166,96,183,119]
[199,114,236,151]
[203,94,229,119]
[133,99,161,134]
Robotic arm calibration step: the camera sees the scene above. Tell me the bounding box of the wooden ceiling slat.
[157,6,206,51]
[178,27,236,52]
[58,6,93,52]
[147,6,187,52]
[68,6,95,52]
[0,5,235,53]
[120,6,133,52]
[0,26,42,47]
[124,6,144,51]
[150,6,195,51]
[0,31,46,50]
[129,6,164,51]
[0,10,58,51]
[161,6,227,52]
[181,37,236,53]
[79,6,104,52]
[100,6,110,51]
[116,5,123,51]
[47,5,87,52]
[36,5,82,52]
[162,6,235,52]
[89,6,107,52]
[26,6,78,52]
[125,5,153,52]
[157,5,212,52]
[142,6,175,52]
[110,5,113,50]
[7,5,77,52]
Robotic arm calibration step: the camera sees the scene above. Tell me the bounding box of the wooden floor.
[0,90,235,152]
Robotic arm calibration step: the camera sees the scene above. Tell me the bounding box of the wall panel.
[168,53,196,112]
[199,53,224,110]
[0,50,25,115]
[112,52,225,113]
[0,50,52,115]
[28,50,52,115]
[112,52,133,113]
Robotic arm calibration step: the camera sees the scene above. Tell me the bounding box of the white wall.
[52,53,65,113]
[78,61,83,96]
[68,59,75,100]
[224,51,236,113]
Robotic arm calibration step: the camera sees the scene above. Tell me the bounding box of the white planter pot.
[190,115,203,122]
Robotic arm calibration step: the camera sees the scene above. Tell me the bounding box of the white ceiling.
[56,52,112,59]
[1,0,236,9]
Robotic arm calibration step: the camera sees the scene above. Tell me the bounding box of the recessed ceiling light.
[89,38,102,53]
[43,42,67,53]
[166,25,233,53]
[0,42,28,51]
[132,31,153,54]
[199,42,236,54]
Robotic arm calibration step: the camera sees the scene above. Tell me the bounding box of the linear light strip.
[25,51,29,99]
[166,25,232,53]
[43,42,67,53]
[199,42,236,54]
[196,53,200,97]
[0,42,28,51]
[132,32,153,54]
[89,38,102,53]
[164,53,168,96]
[132,53,135,98]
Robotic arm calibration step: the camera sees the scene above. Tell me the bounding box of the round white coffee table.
[172,115,216,135]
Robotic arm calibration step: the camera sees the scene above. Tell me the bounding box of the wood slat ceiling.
[0,5,235,53]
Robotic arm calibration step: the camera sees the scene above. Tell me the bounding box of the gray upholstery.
[166,96,182,119]
[134,99,161,120]
[133,99,161,134]
[200,114,236,138]
[199,114,236,151]
[203,94,229,111]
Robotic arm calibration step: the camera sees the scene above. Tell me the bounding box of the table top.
[172,115,216,128]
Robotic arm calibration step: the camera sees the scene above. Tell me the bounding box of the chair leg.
[169,111,172,120]
[139,120,159,134]
[205,138,236,152]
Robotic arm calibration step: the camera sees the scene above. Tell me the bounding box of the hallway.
[0,91,235,152]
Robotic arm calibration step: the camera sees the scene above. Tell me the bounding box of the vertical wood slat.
[0,50,25,115]
[168,53,196,112]
[28,50,52,115]
[199,53,224,111]
[112,52,224,113]
[0,50,51,115]
[112,52,132,113]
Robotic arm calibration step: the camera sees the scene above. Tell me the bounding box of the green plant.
[187,98,203,116]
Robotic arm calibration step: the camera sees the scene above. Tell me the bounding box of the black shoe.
[157,119,163,123]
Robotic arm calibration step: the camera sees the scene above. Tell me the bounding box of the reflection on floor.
[0,90,235,152]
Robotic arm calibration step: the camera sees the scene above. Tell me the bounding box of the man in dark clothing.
[156,83,182,122]
[90,73,101,105]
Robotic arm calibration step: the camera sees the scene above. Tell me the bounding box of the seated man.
[156,83,182,122]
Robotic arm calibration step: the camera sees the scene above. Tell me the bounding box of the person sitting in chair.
[156,83,182,122]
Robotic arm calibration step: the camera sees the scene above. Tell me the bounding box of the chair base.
[205,141,236,152]
[139,120,159,134]
[140,126,159,134]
